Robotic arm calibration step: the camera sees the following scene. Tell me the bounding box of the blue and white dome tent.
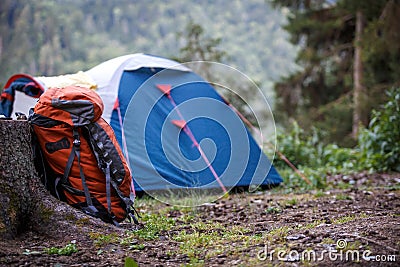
[1,54,282,195]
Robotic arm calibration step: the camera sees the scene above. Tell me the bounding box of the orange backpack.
[29,85,137,225]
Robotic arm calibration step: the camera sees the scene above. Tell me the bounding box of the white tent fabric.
[85,53,191,122]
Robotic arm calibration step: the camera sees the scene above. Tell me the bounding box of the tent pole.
[115,100,136,196]
[177,121,228,194]
[169,97,228,194]
[156,84,228,193]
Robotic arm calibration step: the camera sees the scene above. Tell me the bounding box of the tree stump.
[0,120,118,240]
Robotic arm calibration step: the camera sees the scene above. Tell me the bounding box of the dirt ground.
[1,172,399,266]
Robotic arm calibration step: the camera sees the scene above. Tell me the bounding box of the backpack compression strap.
[62,128,100,217]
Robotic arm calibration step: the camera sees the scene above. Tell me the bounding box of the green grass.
[332,213,368,224]
[313,190,325,198]
[174,230,220,258]
[44,241,78,256]
[266,226,291,242]
[125,182,382,265]
[284,198,298,206]
[89,210,176,251]
[89,232,119,247]
[127,213,175,241]
[298,219,326,230]
[171,222,260,262]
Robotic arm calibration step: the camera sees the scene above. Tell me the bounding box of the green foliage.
[174,20,264,130]
[272,87,399,190]
[272,0,400,144]
[313,190,325,198]
[275,122,360,171]
[44,241,78,256]
[278,167,328,190]
[361,1,400,87]
[358,87,400,172]
[312,96,355,146]
[272,121,362,190]
[322,144,360,171]
[124,257,139,267]
[176,20,227,64]
[266,226,291,242]
[274,122,323,168]
[0,0,297,99]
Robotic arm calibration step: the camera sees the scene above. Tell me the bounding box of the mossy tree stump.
[0,120,117,240]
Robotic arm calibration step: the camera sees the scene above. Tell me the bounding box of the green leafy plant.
[270,94,399,191]
[274,121,363,172]
[358,87,400,172]
[124,257,139,267]
[273,122,324,169]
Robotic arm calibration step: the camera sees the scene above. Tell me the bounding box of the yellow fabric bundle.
[37,71,97,90]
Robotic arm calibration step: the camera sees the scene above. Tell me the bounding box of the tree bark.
[352,10,368,138]
[0,120,118,240]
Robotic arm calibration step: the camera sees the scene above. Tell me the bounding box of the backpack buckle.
[73,138,81,147]
[72,128,81,147]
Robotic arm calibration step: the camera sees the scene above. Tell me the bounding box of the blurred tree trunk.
[0,120,34,239]
[352,9,368,139]
[0,120,116,240]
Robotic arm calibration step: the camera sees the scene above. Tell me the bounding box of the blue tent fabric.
[111,67,282,192]
[0,86,16,117]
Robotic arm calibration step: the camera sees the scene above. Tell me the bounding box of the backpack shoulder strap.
[63,128,100,217]
[84,122,139,224]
